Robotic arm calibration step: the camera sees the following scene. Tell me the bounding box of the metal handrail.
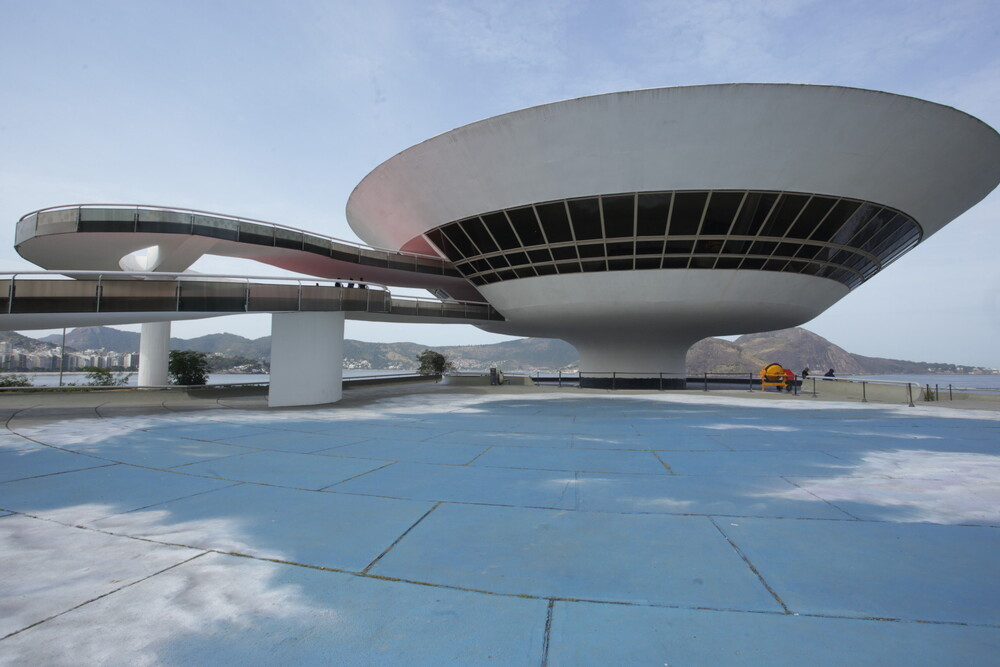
[1,270,502,320]
[18,204,448,263]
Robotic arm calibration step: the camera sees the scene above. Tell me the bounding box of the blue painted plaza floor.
[1,387,998,664]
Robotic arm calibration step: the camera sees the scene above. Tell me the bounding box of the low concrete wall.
[343,374,439,389]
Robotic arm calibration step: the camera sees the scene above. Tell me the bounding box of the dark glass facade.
[424,191,921,290]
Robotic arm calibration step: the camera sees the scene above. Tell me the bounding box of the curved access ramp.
[14,206,484,302]
[0,272,503,331]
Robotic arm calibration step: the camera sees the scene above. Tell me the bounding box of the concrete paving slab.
[0,552,548,665]
[370,503,784,610]
[719,518,1000,624]
[73,437,256,469]
[0,448,110,483]
[547,600,1000,666]
[332,461,578,508]
[0,465,234,524]
[573,432,731,450]
[315,439,489,465]
[93,483,435,571]
[574,472,856,519]
[0,434,38,452]
[660,450,848,476]
[1,387,996,663]
[212,430,367,452]
[171,451,389,490]
[472,445,669,474]
[0,514,198,638]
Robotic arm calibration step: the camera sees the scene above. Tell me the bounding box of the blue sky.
[1,0,998,366]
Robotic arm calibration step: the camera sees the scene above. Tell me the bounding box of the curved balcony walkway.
[14,205,483,302]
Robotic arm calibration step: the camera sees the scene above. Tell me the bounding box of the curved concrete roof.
[347,84,1000,250]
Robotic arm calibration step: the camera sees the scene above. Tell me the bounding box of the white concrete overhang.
[347,84,1000,250]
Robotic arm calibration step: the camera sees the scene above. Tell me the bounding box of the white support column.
[138,321,171,386]
[269,312,344,408]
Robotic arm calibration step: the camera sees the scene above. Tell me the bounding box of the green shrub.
[81,366,131,387]
[0,374,33,388]
[168,350,209,386]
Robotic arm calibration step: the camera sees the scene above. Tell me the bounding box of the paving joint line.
[318,461,396,490]
[540,599,555,667]
[0,551,209,642]
[651,451,675,474]
[709,516,791,614]
[462,446,493,465]
[361,501,442,574]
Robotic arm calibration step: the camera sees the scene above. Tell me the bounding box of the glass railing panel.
[274,228,304,250]
[9,279,99,313]
[176,281,246,312]
[0,279,10,313]
[238,221,275,246]
[137,209,192,234]
[331,246,360,262]
[14,214,38,245]
[35,209,80,236]
[99,279,177,312]
[247,283,299,311]
[341,287,371,311]
[414,256,446,274]
[299,284,341,311]
[303,236,332,256]
[191,215,239,241]
[78,208,136,233]
[389,299,419,317]
[358,248,389,268]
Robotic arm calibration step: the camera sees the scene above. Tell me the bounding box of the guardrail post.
[297,282,302,311]
[703,372,708,392]
[811,377,817,396]
[6,276,13,313]
[793,375,799,395]
[935,384,939,401]
[95,276,103,312]
[612,372,616,390]
[244,281,250,312]
[949,384,953,400]
[861,381,867,402]
[659,372,663,391]
[907,382,915,407]
[558,371,562,387]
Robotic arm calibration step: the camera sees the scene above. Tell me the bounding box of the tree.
[416,349,453,375]
[168,350,209,386]
[81,366,131,387]
[0,374,32,387]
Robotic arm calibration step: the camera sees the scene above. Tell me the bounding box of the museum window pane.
[715,257,742,269]
[463,217,499,254]
[486,255,510,270]
[507,207,545,246]
[534,263,557,276]
[701,192,743,235]
[721,238,749,254]
[469,258,490,273]
[442,225,476,259]
[505,251,530,266]
[763,259,787,271]
[497,270,516,281]
[664,240,694,254]
[577,243,606,258]
[527,248,553,263]
[834,204,882,247]
[481,273,501,284]
[795,243,823,259]
[550,245,579,260]
[761,194,809,237]
[607,240,634,256]
[556,262,582,274]
[536,202,573,243]
[799,263,821,276]
[470,275,488,286]
[567,198,603,240]
[581,260,607,272]
[863,217,908,255]
[635,240,664,255]
[662,257,688,268]
[787,196,837,239]
[741,257,765,270]
[748,240,777,255]
[856,213,900,253]
[483,212,521,250]
[636,193,671,236]
[731,191,779,236]
[668,192,707,236]
[608,258,633,271]
[455,262,475,276]
[635,257,661,269]
[601,195,635,238]
[513,267,536,278]
[774,242,800,257]
[809,199,860,241]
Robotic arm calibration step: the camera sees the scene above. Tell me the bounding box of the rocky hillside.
[20,325,989,374]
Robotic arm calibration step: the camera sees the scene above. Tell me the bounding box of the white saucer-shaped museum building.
[348,84,1000,386]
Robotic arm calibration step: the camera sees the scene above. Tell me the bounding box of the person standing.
[801,367,810,380]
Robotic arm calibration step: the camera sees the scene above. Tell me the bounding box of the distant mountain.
[18,326,989,374]
[1,331,61,353]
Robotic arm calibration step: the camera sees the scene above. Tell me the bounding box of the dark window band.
[424,190,921,290]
